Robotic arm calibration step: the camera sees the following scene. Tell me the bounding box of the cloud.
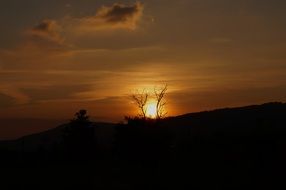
[21,84,92,103]
[74,2,144,31]
[0,85,30,105]
[0,93,15,108]
[21,2,144,48]
[27,19,64,45]
[97,2,143,24]
[22,2,144,48]
[0,45,71,70]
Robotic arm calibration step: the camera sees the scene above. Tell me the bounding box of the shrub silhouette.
[72,109,91,125]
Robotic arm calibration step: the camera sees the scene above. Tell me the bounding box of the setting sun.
[146,102,157,118]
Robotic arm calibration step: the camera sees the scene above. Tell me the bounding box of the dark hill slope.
[0,122,116,152]
[164,102,286,143]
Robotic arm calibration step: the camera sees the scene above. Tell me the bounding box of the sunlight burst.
[146,102,157,118]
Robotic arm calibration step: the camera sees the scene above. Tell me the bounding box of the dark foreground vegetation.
[1,102,286,189]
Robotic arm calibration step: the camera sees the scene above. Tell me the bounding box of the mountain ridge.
[1,102,285,152]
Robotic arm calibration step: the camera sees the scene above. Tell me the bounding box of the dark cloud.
[24,2,144,45]
[98,2,143,23]
[27,19,64,45]
[33,20,54,31]
[75,2,144,31]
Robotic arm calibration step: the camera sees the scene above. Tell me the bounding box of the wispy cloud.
[26,19,64,45]
[0,85,30,105]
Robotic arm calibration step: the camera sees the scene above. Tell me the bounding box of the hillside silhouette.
[0,102,286,189]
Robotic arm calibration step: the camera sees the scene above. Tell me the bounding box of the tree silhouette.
[130,85,168,120]
[63,109,95,161]
[72,109,90,124]
[154,85,168,119]
[130,89,149,119]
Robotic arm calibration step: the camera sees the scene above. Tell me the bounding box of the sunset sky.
[1,0,286,138]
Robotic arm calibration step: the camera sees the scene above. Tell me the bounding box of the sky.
[1,0,286,139]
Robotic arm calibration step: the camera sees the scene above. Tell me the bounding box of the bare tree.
[154,85,168,119]
[130,89,149,119]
